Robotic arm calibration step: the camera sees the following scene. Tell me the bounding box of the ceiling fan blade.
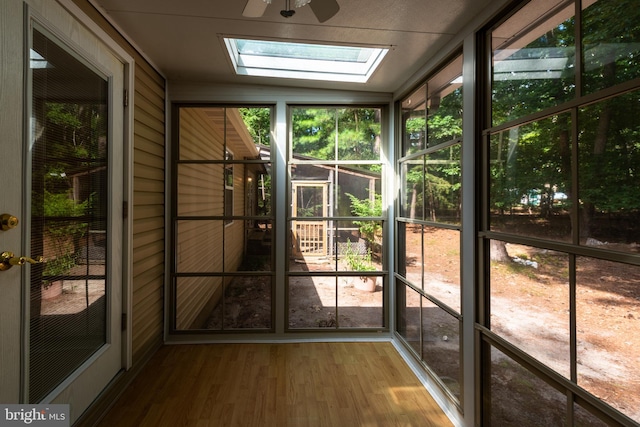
[309,0,339,22]
[243,0,268,18]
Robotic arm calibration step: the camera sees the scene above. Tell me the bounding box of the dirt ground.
[206,257,384,330]
[39,264,106,315]
[408,226,640,424]
[288,259,383,329]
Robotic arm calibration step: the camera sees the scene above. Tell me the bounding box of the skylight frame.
[223,37,389,83]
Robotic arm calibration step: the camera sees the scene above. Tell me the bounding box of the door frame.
[291,180,329,257]
[26,0,134,408]
[0,0,26,405]
[0,0,133,408]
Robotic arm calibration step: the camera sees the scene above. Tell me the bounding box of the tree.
[488,0,640,242]
[578,1,640,239]
[490,240,510,262]
[239,107,271,146]
[402,87,463,222]
[291,107,381,164]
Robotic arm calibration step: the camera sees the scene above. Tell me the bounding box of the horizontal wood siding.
[175,108,225,329]
[72,1,165,363]
[131,60,165,360]
[179,108,224,160]
[177,163,223,216]
[175,108,251,328]
[176,220,224,273]
[175,277,222,329]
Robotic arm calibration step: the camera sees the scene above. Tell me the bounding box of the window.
[482,0,640,424]
[172,106,274,331]
[491,0,575,126]
[223,38,389,83]
[287,106,386,330]
[225,149,234,224]
[29,26,110,403]
[396,54,463,403]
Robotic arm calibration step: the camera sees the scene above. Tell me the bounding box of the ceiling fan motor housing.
[280,9,295,17]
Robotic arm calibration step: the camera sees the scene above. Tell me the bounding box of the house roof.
[203,108,260,159]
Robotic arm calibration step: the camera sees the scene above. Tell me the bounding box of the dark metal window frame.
[169,104,276,334]
[394,50,465,409]
[285,104,390,332]
[478,1,640,425]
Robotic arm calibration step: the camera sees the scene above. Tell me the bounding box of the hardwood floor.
[96,342,453,427]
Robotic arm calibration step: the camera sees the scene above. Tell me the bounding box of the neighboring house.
[175,108,381,327]
[174,107,266,329]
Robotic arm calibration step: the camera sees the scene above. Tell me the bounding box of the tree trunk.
[581,59,614,239]
[490,240,510,262]
[410,184,417,219]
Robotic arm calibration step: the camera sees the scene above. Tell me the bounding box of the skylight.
[223,38,388,83]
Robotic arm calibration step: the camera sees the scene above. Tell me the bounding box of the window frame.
[395,51,465,407]
[286,104,388,331]
[224,148,234,226]
[479,1,640,425]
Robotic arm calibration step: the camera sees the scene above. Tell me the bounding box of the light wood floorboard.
[96,342,453,427]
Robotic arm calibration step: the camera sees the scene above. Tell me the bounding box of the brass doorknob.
[0,214,19,231]
[0,251,44,271]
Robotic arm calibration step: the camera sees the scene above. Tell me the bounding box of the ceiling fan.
[243,0,340,23]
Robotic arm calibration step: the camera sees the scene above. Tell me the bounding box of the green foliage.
[487,0,640,234]
[43,253,77,279]
[297,204,323,217]
[44,102,106,159]
[401,86,463,221]
[489,114,571,215]
[425,172,458,212]
[239,107,271,146]
[402,147,461,221]
[47,103,82,129]
[346,191,382,244]
[428,88,463,146]
[291,108,381,163]
[32,97,105,280]
[256,173,272,216]
[292,108,336,160]
[582,0,640,92]
[43,191,90,217]
[238,108,273,215]
[404,115,425,152]
[406,116,425,134]
[343,239,374,271]
[42,190,90,278]
[428,114,462,142]
[578,95,640,213]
